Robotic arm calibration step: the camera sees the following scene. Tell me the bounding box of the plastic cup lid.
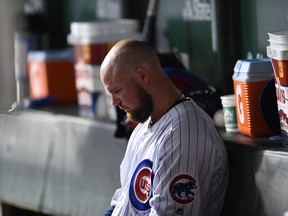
[268,30,288,43]
[220,94,235,106]
[67,19,140,45]
[267,46,288,60]
[220,94,235,101]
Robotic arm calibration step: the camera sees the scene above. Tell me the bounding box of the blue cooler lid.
[233,58,274,82]
[28,49,74,62]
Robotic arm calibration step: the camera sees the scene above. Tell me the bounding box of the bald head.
[100,39,161,83]
[105,39,159,67]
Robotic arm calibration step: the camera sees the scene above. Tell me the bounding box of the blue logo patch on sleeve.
[129,159,154,211]
[169,174,197,205]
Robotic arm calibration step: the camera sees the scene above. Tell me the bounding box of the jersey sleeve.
[148,109,228,216]
[110,188,122,207]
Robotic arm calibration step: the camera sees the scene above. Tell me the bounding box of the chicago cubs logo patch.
[129,159,154,211]
[169,174,197,204]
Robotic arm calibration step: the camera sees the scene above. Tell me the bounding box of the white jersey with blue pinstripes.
[110,99,228,216]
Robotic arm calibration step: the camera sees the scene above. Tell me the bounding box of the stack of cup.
[267,30,288,144]
[67,19,140,119]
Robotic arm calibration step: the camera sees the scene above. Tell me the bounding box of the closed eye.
[111,87,121,94]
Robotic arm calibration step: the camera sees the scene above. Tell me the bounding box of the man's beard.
[125,86,153,124]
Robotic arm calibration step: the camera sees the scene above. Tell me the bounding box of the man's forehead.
[103,67,127,92]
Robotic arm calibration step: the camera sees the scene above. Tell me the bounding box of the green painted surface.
[240,0,288,58]
[43,0,288,94]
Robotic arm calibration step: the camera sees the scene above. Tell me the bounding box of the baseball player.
[100,39,228,216]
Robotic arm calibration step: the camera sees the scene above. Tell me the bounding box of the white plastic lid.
[267,39,288,50]
[67,19,140,45]
[267,46,288,60]
[220,94,235,106]
[268,30,288,44]
[233,58,274,82]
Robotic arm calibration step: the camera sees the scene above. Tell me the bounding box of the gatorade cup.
[267,30,288,144]
[67,19,140,119]
[220,94,239,132]
[67,19,140,65]
[233,58,274,137]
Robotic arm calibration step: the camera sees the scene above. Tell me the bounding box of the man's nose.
[112,95,121,107]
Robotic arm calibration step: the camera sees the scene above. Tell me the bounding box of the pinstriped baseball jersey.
[110,99,228,216]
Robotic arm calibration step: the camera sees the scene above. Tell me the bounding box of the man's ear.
[135,66,150,84]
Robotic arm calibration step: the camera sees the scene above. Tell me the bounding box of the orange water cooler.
[27,50,77,104]
[233,59,274,137]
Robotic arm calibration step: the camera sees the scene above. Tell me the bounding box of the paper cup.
[220,94,239,132]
